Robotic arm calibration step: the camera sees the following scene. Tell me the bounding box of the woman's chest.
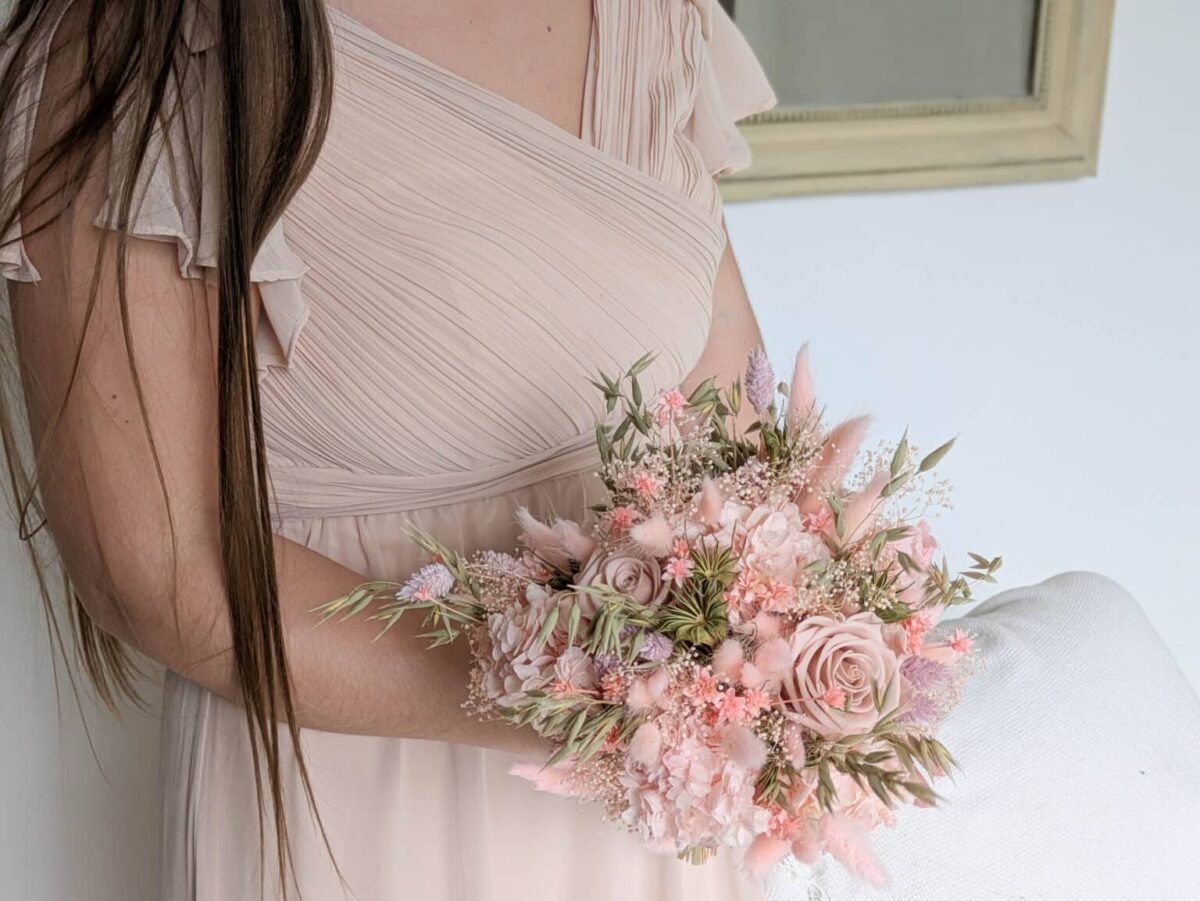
[256,7,727,483]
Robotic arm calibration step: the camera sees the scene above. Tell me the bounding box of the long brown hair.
[0,0,335,893]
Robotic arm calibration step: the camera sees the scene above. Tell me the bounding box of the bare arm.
[8,24,536,754]
[683,222,765,432]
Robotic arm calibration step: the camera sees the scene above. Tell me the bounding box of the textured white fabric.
[765,571,1200,900]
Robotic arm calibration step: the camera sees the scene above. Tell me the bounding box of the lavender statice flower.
[639,631,674,662]
[744,347,775,415]
[480,550,522,574]
[593,652,621,679]
[616,625,674,663]
[397,562,455,602]
[899,694,943,729]
[900,654,951,691]
[899,654,959,729]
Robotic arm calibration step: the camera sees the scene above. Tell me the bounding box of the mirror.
[720,0,1115,200]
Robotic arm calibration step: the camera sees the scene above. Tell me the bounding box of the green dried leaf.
[884,473,909,499]
[627,629,646,662]
[869,531,888,559]
[890,430,909,477]
[628,352,655,377]
[918,438,956,473]
[567,603,582,646]
[566,708,589,747]
[534,605,560,650]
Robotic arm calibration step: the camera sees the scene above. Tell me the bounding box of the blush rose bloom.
[779,613,900,738]
[574,550,670,617]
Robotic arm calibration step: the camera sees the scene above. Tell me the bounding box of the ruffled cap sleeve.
[2,1,309,375]
[689,1,778,177]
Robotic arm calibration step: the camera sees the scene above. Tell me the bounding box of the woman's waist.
[266,431,603,521]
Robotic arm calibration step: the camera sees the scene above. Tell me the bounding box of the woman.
[1,2,1197,900]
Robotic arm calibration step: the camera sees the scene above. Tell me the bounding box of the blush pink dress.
[1,2,777,899]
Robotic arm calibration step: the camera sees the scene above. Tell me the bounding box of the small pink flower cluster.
[371,346,994,887]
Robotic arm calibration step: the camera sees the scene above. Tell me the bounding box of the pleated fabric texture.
[2,2,783,899]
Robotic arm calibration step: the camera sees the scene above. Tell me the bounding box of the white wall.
[1,1,1196,899]
[730,0,1200,689]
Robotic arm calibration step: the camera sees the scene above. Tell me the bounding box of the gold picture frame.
[721,0,1116,200]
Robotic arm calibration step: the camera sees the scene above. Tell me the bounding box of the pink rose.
[574,550,670,617]
[779,613,900,738]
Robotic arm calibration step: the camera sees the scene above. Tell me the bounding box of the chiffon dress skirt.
[3,2,1198,900]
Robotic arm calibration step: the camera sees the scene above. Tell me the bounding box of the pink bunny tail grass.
[791,833,821,865]
[516,508,596,566]
[557,519,596,563]
[751,611,783,640]
[754,637,793,679]
[712,638,744,678]
[627,678,655,712]
[721,724,768,770]
[646,666,671,701]
[630,514,675,556]
[740,662,766,689]
[698,477,724,527]
[515,505,558,549]
[509,762,576,797]
[797,416,872,515]
[818,813,890,888]
[743,835,792,880]
[785,343,816,430]
[842,469,890,544]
